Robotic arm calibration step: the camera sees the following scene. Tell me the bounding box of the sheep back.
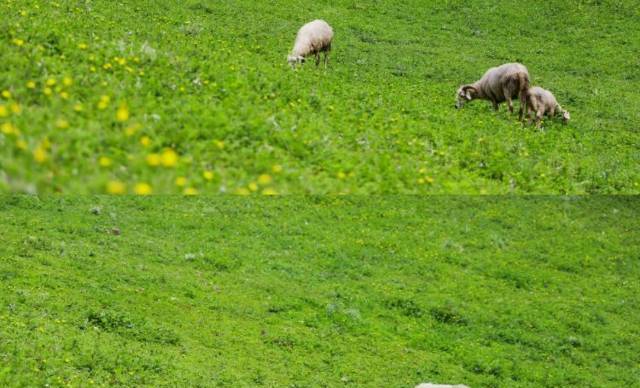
[292,20,334,58]
[475,63,529,103]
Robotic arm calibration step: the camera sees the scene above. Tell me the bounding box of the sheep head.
[287,55,305,69]
[455,86,477,109]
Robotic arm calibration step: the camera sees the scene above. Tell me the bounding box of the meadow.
[0,0,638,194]
[1,196,639,386]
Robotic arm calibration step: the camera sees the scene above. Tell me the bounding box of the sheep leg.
[315,53,321,66]
[518,91,527,121]
[526,109,534,126]
[503,88,514,114]
[527,99,539,126]
[492,101,499,111]
[324,43,332,68]
[535,109,544,129]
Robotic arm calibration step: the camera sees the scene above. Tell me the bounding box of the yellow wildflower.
[116,103,129,122]
[62,77,73,87]
[33,146,47,163]
[26,81,36,89]
[78,43,88,50]
[234,187,251,196]
[99,156,112,167]
[175,176,187,187]
[46,78,57,87]
[59,91,69,100]
[41,138,51,149]
[160,149,178,167]
[1,90,11,99]
[73,103,84,112]
[134,183,152,195]
[103,63,112,70]
[337,172,347,180]
[272,164,283,174]
[106,180,126,195]
[213,140,224,149]
[146,153,161,166]
[10,103,21,114]
[262,188,278,196]
[16,139,28,150]
[248,182,258,192]
[43,87,53,96]
[125,123,140,136]
[183,187,198,196]
[12,38,25,47]
[55,119,69,129]
[257,174,272,186]
[1,123,17,135]
[425,176,434,184]
[140,136,151,147]
[0,105,8,118]
[97,95,110,110]
[203,170,214,181]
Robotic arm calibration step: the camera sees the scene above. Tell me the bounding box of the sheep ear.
[463,86,475,100]
[464,89,472,100]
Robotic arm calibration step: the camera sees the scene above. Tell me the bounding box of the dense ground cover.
[0,0,638,194]
[1,196,638,386]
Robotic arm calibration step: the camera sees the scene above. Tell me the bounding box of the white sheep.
[524,86,570,128]
[287,20,333,68]
[455,63,530,120]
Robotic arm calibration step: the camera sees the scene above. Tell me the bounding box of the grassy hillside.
[1,196,639,386]
[1,0,638,194]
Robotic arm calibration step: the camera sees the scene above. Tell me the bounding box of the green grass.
[1,0,638,194]
[1,196,639,386]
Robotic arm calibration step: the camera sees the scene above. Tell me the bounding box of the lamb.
[455,63,530,120]
[524,86,570,128]
[287,20,333,68]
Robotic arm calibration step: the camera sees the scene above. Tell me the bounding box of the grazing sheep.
[287,20,333,68]
[455,63,530,120]
[525,86,570,128]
